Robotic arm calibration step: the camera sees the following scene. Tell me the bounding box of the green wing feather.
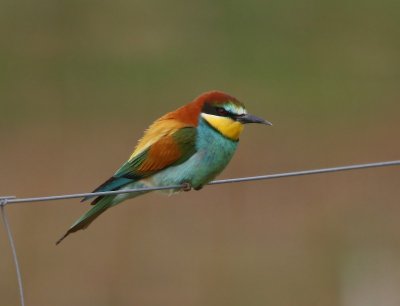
[81,127,197,203]
[115,127,197,178]
[56,127,197,244]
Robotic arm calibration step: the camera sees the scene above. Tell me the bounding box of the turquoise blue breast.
[150,117,239,189]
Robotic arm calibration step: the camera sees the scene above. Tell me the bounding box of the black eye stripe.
[202,104,236,118]
[216,107,229,116]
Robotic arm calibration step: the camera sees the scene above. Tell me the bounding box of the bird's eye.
[216,107,228,116]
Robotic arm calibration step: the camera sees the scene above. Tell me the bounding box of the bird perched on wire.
[56,91,272,244]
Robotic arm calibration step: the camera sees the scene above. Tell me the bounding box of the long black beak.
[237,113,273,126]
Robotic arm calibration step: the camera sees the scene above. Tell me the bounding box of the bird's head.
[198,91,272,141]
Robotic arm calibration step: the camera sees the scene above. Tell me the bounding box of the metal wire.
[0,199,25,306]
[2,160,400,205]
[1,159,400,306]
[209,160,400,185]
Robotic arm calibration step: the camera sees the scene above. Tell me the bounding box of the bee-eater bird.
[56,91,272,244]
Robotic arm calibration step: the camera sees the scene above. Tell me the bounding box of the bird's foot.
[181,182,192,192]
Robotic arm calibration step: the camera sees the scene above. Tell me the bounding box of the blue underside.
[151,117,239,189]
[110,117,239,205]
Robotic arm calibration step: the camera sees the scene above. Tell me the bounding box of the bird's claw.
[181,182,192,192]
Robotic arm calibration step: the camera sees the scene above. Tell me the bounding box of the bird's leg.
[181,182,192,192]
[194,185,203,191]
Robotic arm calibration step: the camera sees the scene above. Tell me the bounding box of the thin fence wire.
[1,199,25,306]
[2,160,400,205]
[1,159,400,306]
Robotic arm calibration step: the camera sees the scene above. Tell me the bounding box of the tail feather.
[81,176,133,203]
[56,196,113,245]
[57,181,152,245]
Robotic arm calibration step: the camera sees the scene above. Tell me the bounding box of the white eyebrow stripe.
[236,108,247,116]
[225,104,247,116]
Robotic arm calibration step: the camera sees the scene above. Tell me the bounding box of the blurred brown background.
[1,0,400,305]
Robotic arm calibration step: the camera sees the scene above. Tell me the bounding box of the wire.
[0,199,25,306]
[2,160,400,205]
[209,160,400,185]
[1,159,400,306]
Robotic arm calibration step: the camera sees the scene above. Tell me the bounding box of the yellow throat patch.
[201,113,244,141]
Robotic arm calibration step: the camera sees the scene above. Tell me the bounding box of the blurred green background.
[1,0,400,305]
